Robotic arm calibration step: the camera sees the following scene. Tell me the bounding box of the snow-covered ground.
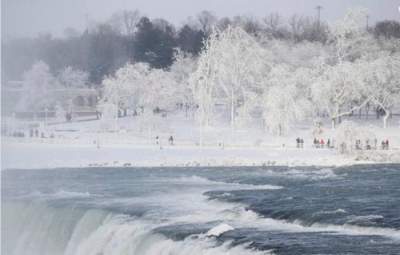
[2,113,400,170]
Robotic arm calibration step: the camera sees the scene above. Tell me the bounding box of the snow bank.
[2,139,398,170]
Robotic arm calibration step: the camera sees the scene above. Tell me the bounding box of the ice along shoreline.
[2,141,399,170]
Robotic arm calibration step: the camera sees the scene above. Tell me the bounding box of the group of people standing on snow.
[355,139,389,150]
[313,138,332,149]
[295,137,305,148]
[296,137,332,149]
[381,140,390,150]
[295,138,333,149]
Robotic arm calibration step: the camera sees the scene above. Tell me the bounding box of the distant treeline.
[2,10,400,85]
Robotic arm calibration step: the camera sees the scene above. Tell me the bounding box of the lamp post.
[316,5,323,29]
[45,107,49,126]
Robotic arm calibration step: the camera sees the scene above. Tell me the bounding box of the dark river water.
[2,164,400,255]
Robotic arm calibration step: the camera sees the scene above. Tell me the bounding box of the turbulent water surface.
[2,164,400,255]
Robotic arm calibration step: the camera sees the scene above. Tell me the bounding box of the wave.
[261,167,341,180]
[174,197,400,242]
[222,208,400,241]
[178,200,400,242]
[2,201,272,255]
[20,190,93,200]
[52,190,92,199]
[309,221,400,241]
[69,217,271,255]
[3,198,399,255]
[346,214,385,225]
[175,175,283,190]
[206,223,235,237]
[313,208,347,216]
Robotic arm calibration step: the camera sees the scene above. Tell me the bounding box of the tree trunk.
[383,110,390,129]
[376,107,380,119]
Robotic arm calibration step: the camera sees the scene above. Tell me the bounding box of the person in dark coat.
[313,138,318,148]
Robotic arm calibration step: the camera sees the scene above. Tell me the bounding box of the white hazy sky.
[2,0,400,39]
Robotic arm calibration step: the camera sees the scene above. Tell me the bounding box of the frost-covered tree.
[217,26,266,133]
[200,26,268,133]
[308,8,389,129]
[58,66,89,88]
[263,85,298,136]
[101,62,177,133]
[143,68,178,111]
[366,53,400,128]
[262,65,310,135]
[170,50,198,112]
[331,8,379,63]
[17,61,57,112]
[190,30,220,134]
[312,61,370,129]
[102,61,181,116]
[102,62,151,112]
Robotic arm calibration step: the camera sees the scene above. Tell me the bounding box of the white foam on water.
[175,175,283,190]
[261,167,341,180]
[173,197,400,243]
[346,214,385,225]
[3,202,96,255]
[53,190,92,199]
[206,223,235,237]
[68,215,271,255]
[227,209,400,241]
[4,170,399,255]
[22,190,93,200]
[3,202,273,255]
[313,208,347,216]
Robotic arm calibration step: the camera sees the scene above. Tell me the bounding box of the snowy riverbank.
[2,139,399,170]
[3,113,400,170]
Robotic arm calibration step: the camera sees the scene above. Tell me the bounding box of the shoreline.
[3,140,399,170]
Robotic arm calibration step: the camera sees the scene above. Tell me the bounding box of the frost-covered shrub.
[335,121,376,154]
[98,103,118,131]
[55,104,66,122]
